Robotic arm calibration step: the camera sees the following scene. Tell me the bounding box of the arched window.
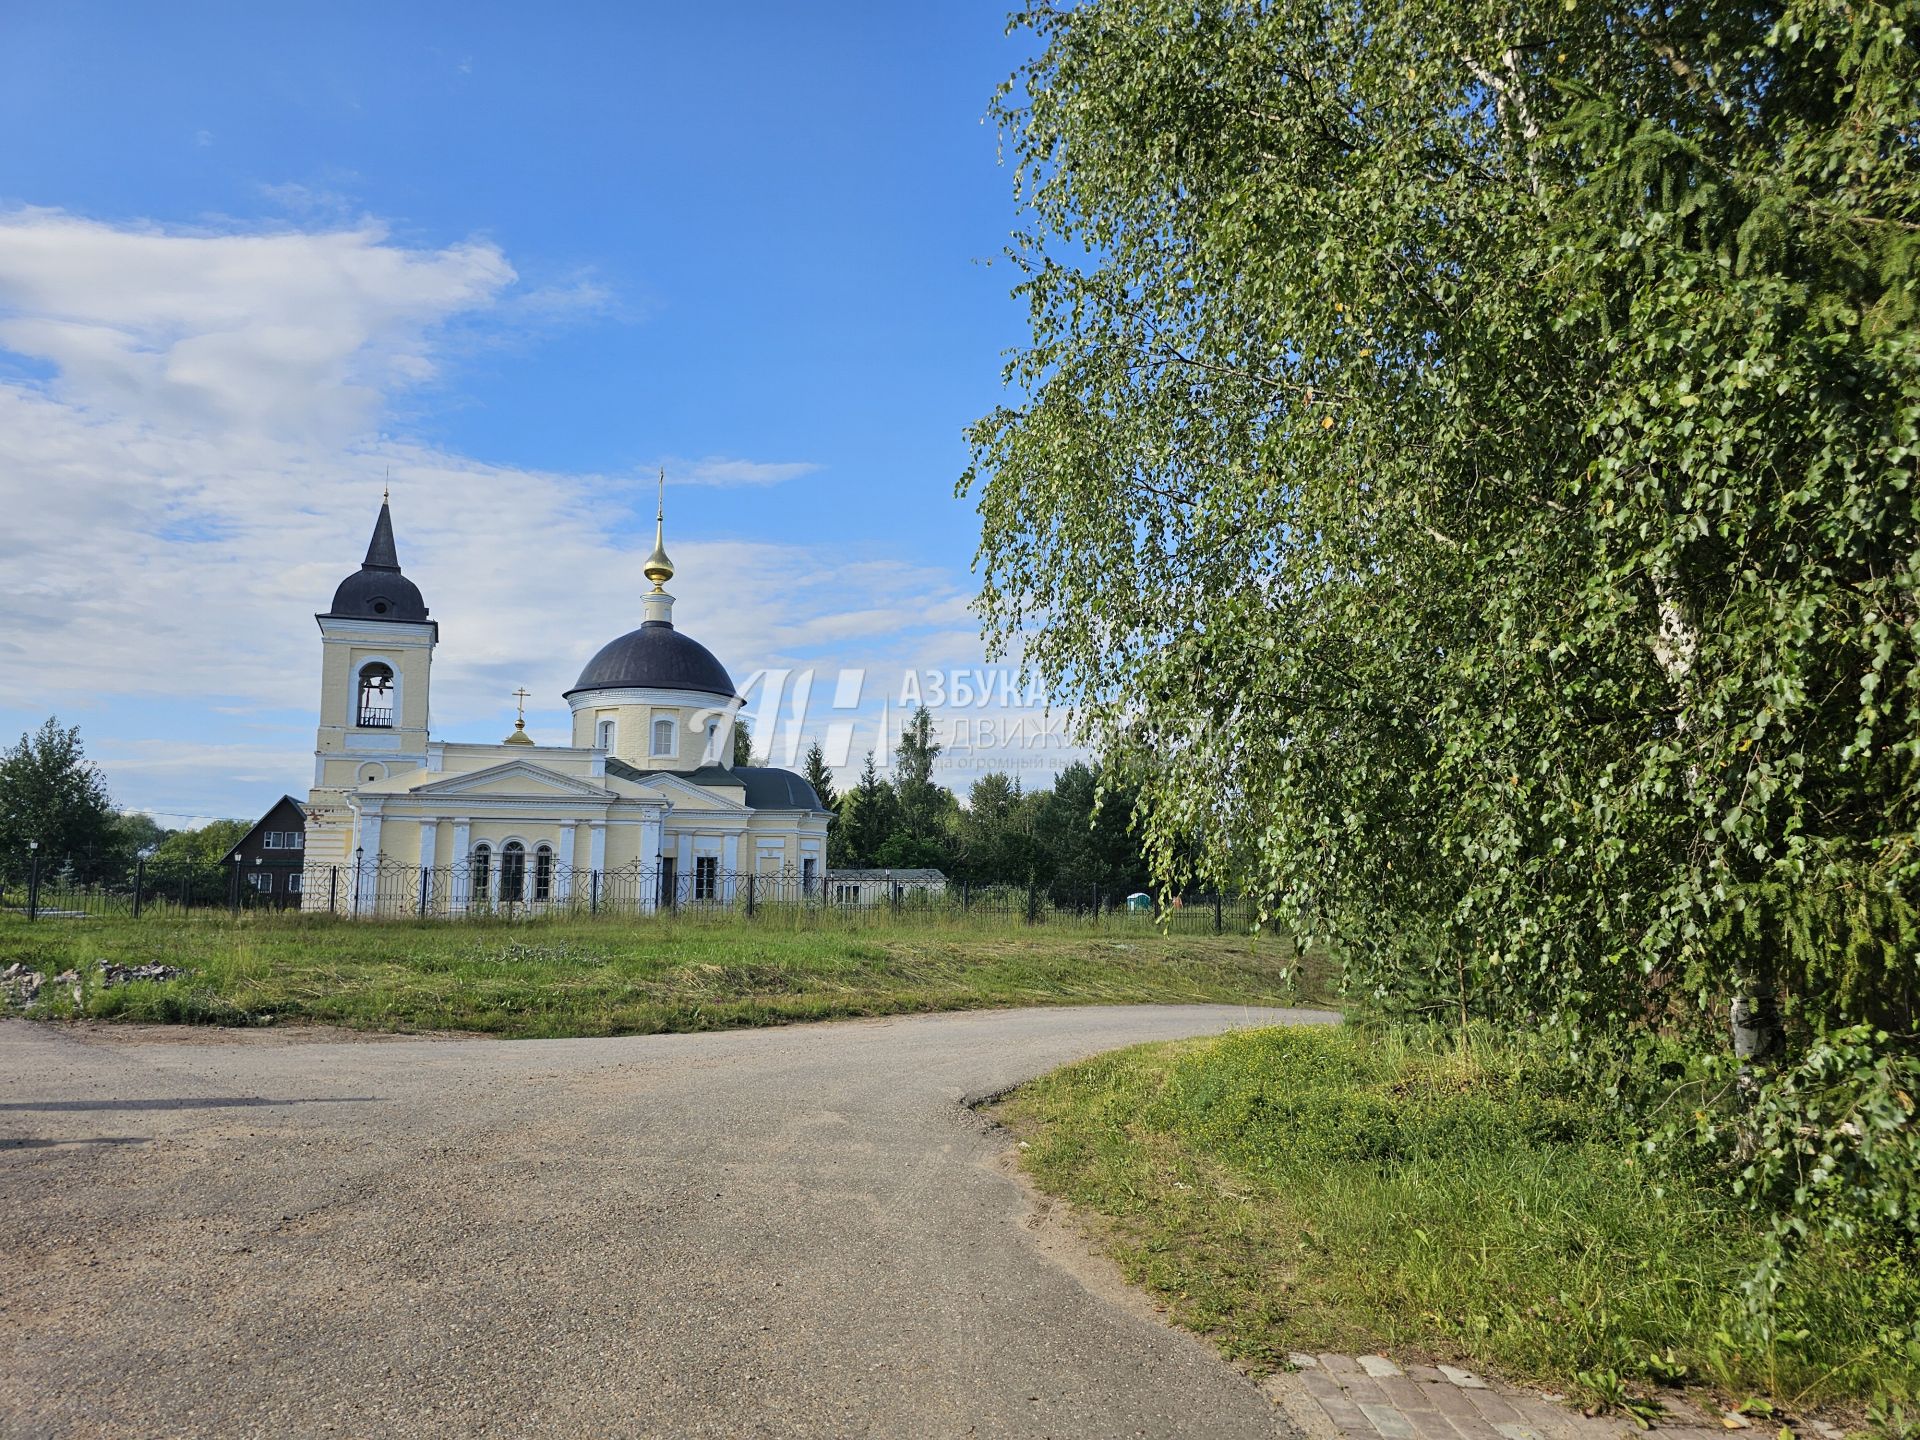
[651,717,674,757]
[500,841,527,900]
[357,662,395,728]
[470,843,492,901]
[596,718,616,750]
[534,843,554,901]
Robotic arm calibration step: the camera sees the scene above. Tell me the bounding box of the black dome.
[323,500,430,623]
[327,568,428,622]
[566,621,737,699]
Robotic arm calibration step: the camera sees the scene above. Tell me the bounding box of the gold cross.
[512,687,531,723]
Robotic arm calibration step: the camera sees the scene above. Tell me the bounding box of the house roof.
[602,760,823,812]
[605,757,742,789]
[222,795,307,864]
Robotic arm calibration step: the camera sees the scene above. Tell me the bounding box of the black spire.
[362,500,401,571]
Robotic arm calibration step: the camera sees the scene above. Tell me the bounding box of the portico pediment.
[402,759,614,801]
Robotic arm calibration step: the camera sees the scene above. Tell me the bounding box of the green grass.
[994,1024,1918,1412]
[0,910,1327,1038]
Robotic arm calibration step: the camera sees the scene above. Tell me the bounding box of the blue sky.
[0,4,1072,826]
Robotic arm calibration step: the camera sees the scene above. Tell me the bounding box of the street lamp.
[26,840,40,921]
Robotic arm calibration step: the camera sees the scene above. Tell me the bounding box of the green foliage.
[0,718,122,882]
[110,811,169,859]
[731,718,754,767]
[1653,1024,1920,1363]
[1000,1025,1918,1404]
[801,739,838,813]
[836,750,903,866]
[966,0,1920,1267]
[145,819,251,887]
[872,830,950,870]
[892,705,958,850]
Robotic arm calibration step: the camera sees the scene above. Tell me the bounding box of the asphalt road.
[1,1004,1336,1440]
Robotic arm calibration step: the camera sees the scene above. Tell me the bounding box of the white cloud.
[0,208,514,439]
[0,208,1019,816]
[674,455,823,487]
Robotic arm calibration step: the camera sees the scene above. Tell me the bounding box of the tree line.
[0,718,248,889]
[796,704,1154,899]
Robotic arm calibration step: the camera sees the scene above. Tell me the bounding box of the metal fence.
[0,857,306,920]
[1,856,1257,932]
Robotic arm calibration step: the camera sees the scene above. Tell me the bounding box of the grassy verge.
[0,911,1328,1037]
[994,1024,1917,1413]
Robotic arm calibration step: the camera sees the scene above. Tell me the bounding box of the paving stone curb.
[1260,1353,1736,1440]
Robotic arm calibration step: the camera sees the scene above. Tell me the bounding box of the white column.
[557,821,577,901]
[721,832,739,901]
[590,821,607,875]
[417,820,439,917]
[354,807,384,916]
[639,810,663,913]
[450,818,471,913]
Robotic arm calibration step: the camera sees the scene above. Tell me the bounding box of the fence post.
[132,856,145,919]
[962,879,971,912]
[328,865,338,915]
[1026,882,1039,925]
[591,870,600,916]
[1213,894,1223,935]
[745,872,756,919]
[419,867,429,918]
[27,851,40,922]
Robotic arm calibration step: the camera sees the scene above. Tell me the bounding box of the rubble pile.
[1,962,44,1007]
[98,962,185,986]
[2,959,187,1010]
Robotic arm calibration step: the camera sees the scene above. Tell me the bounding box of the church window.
[694,855,718,901]
[534,844,554,901]
[802,857,817,894]
[357,662,395,728]
[596,719,616,750]
[500,841,527,900]
[471,844,492,900]
[658,855,677,906]
[652,717,674,757]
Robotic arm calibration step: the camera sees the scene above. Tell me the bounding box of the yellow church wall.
[570,701,737,772]
[373,818,421,868]
[315,632,433,742]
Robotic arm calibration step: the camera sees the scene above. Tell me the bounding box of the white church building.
[301,492,831,915]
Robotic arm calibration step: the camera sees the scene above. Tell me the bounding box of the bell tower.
[305,493,438,868]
